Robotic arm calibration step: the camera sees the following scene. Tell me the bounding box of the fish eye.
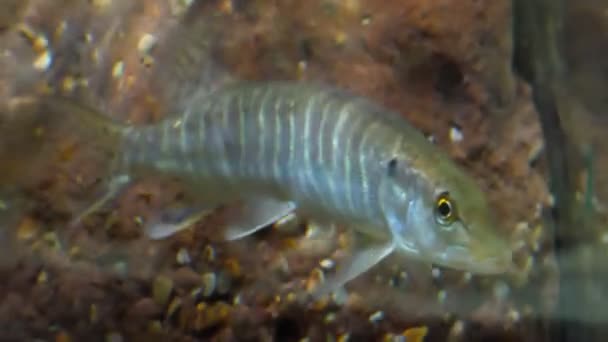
[435,193,456,224]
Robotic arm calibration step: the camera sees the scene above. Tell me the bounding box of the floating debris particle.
[201,272,217,297]
[320,258,335,270]
[153,275,174,307]
[176,248,191,265]
[105,332,123,342]
[137,33,157,54]
[37,270,48,284]
[16,216,39,241]
[112,61,124,79]
[449,124,463,142]
[33,50,52,71]
[403,326,428,342]
[369,310,384,323]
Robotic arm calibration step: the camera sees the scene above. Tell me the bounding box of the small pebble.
[601,232,608,244]
[216,271,232,295]
[169,0,195,16]
[431,267,441,279]
[493,281,510,300]
[137,33,157,54]
[437,290,447,303]
[337,333,350,342]
[176,248,191,265]
[33,50,52,71]
[129,298,161,319]
[148,320,163,333]
[41,232,62,250]
[16,216,39,241]
[320,258,335,270]
[201,272,217,297]
[507,308,521,323]
[403,326,428,342]
[361,14,372,26]
[449,124,463,142]
[203,245,215,262]
[449,320,465,338]
[112,61,124,79]
[167,297,182,318]
[152,275,174,307]
[369,310,384,323]
[55,331,71,342]
[324,312,336,324]
[37,270,48,284]
[105,332,123,342]
[90,304,98,323]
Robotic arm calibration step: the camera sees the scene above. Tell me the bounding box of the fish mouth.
[441,246,513,274]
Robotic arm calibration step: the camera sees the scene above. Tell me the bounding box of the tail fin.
[0,95,126,189]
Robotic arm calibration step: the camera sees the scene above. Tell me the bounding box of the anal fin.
[313,237,395,298]
[223,197,296,241]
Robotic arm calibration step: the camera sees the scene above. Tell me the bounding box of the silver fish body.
[122,82,419,232]
[3,81,511,293]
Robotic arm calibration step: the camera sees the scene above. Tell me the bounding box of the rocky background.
[1,0,605,341]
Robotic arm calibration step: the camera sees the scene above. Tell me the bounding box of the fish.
[0,81,513,294]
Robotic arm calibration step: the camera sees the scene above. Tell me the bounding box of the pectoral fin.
[313,239,395,298]
[223,197,296,241]
[70,174,131,226]
[144,205,210,240]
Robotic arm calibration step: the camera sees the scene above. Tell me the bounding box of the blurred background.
[0,0,606,341]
